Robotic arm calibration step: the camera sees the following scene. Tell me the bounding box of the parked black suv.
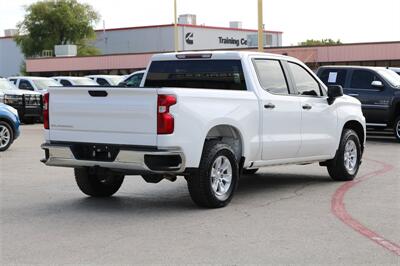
[317,66,400,141]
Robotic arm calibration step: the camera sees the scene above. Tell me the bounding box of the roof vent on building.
[4,29,18,37]
[178,14,197,25]
[54,45,77,57]
[229,21,242,29]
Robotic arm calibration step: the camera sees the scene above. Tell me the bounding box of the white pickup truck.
[41,51,366,208]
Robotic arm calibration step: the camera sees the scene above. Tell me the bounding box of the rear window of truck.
[144,60,247,90]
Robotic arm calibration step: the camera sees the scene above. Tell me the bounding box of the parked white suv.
[118,70,145,87]
[86,75,123,86]
[8,76,61,93]
[41,51,366,208]
[52,76,98,86]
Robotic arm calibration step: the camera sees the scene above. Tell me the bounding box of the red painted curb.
[331,158,400,256]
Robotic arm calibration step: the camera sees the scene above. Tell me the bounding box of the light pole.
[258,0,263,52]
[174,0,178,52]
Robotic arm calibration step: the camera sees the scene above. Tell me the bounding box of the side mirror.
[327,85,343,105]
[371,80,384,89]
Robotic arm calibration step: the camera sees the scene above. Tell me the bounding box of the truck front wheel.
[187,140,239,208]
[74,168,124,197]
[327,129,361,181]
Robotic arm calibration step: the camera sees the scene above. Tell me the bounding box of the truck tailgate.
[48,87,158,146]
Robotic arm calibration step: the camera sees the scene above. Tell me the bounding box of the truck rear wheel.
[187,140,239,208]
[74,168,124,197]
[327,129,361,181]
[394,115,400,142]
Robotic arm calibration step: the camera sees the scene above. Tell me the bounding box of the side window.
[60,79,72,86]
[19,79,34,91]
[350,70,381,89]
[253,59,290,95]
[125,73,144,87]
[96,78,110,86]
[288,62,321,96]
[319,69,347,87]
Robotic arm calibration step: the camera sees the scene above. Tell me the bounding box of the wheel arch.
[204,124,244,163]
[390,101,400,125]
[0,117,16,137]
[342,120,365,153]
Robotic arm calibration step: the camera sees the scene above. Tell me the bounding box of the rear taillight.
[43,92,49,129]
[157,95,176,134]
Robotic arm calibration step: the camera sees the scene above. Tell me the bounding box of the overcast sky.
[1,0,399,45]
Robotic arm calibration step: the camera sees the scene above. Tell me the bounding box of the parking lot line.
[331,158,400,256]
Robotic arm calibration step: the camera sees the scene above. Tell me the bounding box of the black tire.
[187,140,239,208]
[74,168,124,197]
[0,121,14,152]
[242,168,259,175]
[327,129,362,181]
[394,116,400,142]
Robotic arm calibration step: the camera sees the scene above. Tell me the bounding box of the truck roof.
[318,65,390,71]
[152,50,295,62]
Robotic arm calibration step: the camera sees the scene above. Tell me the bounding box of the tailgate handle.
[88,90,108,97]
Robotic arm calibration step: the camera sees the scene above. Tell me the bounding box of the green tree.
[299,39,342,46]
[15,0,100,57]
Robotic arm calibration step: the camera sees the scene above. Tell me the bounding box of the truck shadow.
[237,172,331,197]
[62,172,333,214]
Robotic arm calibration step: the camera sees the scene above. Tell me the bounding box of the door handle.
[88,90,108,97]
[264,103,275,109]
[302,104,312,110]
[348,93,359,97]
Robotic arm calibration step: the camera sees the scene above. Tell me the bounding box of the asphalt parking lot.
[1,124,399,264]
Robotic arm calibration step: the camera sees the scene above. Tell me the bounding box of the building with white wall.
[0,19,283,77]
[93,23,282,55]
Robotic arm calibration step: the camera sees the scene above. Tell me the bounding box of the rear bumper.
[41,143,185,173]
